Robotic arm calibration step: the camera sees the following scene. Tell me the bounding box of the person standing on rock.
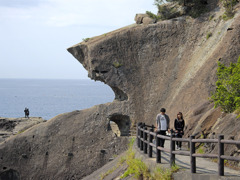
[155,108,170,147]
[174,112,185,150]
[24,108,30,118]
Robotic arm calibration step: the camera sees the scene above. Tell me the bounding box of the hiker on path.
[155,108,170,147]
[174,112,185,150]
[24,108,30,118]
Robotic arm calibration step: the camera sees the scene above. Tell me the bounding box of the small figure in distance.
[155,108,170,147]
[24,107,30,119]
[174,112,185,150]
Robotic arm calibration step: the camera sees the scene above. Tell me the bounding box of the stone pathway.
[134,140,240,179]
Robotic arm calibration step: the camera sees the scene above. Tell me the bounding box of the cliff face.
[68,9,240,126]
[1,5,240,179]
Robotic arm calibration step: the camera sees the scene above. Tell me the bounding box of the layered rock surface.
[68,7,240,126]
[1,3,240,179]
[0,117,45,143]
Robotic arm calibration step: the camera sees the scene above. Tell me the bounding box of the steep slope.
[0,105,128,179]
[1,4,240,179]
[68,8,240,126]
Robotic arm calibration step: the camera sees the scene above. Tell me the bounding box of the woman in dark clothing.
[174,112,185,150]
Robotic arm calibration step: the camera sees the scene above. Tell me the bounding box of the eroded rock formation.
[1,3,240,179]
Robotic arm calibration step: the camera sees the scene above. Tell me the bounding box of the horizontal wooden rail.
[172,137,189,142]
[172,151,190,156]
[136,122,240,177]
[192,139,218,143]
[221,155,240,161]
[192,153,218,158]
[157,146,171,153]
[221,139,240,145]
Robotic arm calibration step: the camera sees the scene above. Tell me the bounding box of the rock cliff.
[68,5,240,127]
[1,3,240,179]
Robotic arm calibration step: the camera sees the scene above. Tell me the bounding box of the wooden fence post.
[190,135,196,173]
[218,135,224,176]
[137,122,142,148]
[140,124,144,151]
[156,132,161,163]
[148,126,154,158]
[170,133,175,167]
[144,127,148,154]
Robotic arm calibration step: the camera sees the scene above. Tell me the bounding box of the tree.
[211,56,240,113]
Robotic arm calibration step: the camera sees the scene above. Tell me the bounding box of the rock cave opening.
[0,169,20,180]
[108,114,130,136]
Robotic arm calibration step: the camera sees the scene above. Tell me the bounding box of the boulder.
[142,17,156,25]
[134,14,148,24]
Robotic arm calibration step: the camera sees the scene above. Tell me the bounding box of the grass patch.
[222,12,234,21]
[100,154,126,180]
[121,138,151,179]
[82,38,90,42]
[146,11,161,21]
[17,129,26,134]
[121,138,180,179]
[234,107,240,118]
[196,145,205,154]
[209,14,214,21]
[151,164,180,180]
[206,32,212,40]
[113,61,122,68]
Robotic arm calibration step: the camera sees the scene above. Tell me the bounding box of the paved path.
[134,140,240,179]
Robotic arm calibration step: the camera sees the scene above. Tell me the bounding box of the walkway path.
[134,140,240,180]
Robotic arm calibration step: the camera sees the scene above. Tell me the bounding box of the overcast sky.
[0,0,157,79]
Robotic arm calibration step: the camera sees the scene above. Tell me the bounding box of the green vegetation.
[206,32,212,40]
[154,0,208,18]
[17,129,26,134]
[146,11,161,21]
[100,153,126,179]
[234,107,240,118]
[120,138,151,179]
[211,56,240,113]
[209,14,214,21]
[120,138,180,180]
[113,61,122,68]
[196,145,205,154]
[152,164,180,180]
[220,0,239,20]
[82,38,90,42]
[100,163,122,180]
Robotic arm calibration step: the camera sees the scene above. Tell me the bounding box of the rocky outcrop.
[0,105,128,179]
[68,8,240,126]
[0,117,45,143]
[1,3,240,179]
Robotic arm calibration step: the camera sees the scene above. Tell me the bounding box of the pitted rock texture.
[68,11,240,127]
[0,104,129,180]
[1,4,240,179]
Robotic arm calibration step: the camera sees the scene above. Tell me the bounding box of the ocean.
[0,79,114,120]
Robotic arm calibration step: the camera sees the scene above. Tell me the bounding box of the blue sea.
[0,79,114,120]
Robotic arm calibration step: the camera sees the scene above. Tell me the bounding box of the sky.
[0,0,157,79]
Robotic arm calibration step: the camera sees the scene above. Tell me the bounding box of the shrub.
[220,0,239,20]
[121,138,151,179]
[113,61,122,68]
[82,38,90,42]
[146,11,161,21]
[211,56,240,113]
[151,164,179,180]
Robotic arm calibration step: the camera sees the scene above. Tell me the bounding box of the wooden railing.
[136,122,240,176]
